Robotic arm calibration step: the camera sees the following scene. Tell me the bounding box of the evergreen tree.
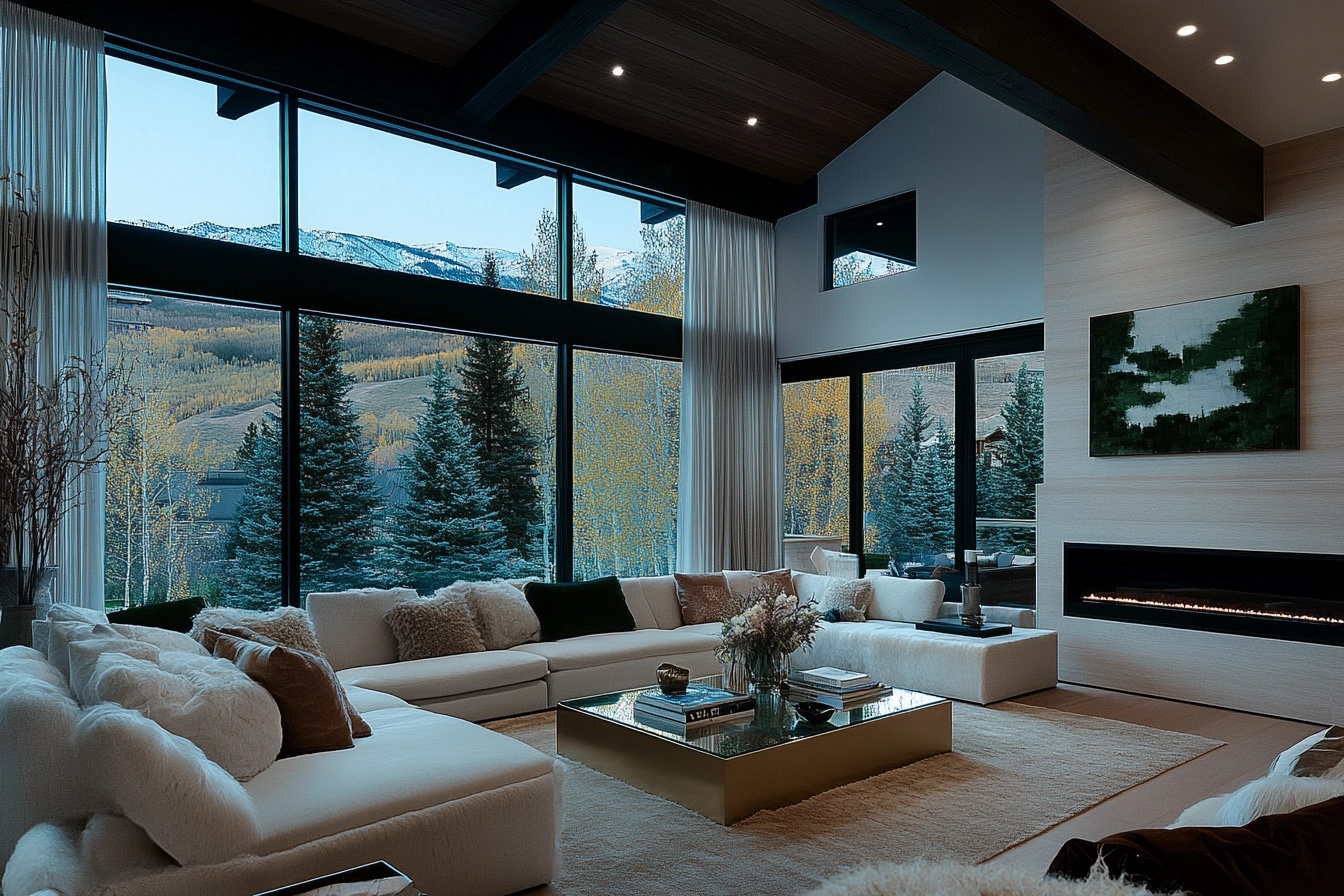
[386,361,510,589]
[1000,361,1044,519]
[298,315,382,592]
[230,418,284,609]
[481,249,500,289]
[455,334,542,563]
[873,380,939,559]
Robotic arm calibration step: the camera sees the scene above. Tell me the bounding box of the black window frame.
[105,45,685,605]
[824,191,917,291]
[780,324,1043,574]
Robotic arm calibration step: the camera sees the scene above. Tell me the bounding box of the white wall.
[1038,126,1344,725]
[775,74,1044,360]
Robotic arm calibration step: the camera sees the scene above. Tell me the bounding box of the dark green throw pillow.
[107,595,207,633]
[524,577,636,641]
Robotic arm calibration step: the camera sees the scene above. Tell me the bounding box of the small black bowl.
[792,701,836,724]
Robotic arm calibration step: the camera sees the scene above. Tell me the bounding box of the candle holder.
[960,552,984,627]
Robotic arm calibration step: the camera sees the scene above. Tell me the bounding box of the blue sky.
[106,56,648,253]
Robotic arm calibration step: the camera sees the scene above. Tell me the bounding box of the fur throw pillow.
[384,590,486,661]
[816,578,874,622]
[190,606,324,657]
[805,858,1172,895]
[673,573,735,625]
[448,580,540,650]
[723,568,795,604]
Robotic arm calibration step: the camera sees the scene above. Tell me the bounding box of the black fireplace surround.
[1063,542,1344,647]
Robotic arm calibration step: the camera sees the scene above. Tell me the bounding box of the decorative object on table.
[960,549,985,628]
[0,171,129,622]
[252,860,422,896]
[792,701,836,724]
[633,682,755,731]
[718,585,822,694]
[656,662,690,695]
[784,666,892,710]
[1089,285,1300,457]
[916,619,1014,638]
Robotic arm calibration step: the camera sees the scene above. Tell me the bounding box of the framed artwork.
[1089,285,1300,456]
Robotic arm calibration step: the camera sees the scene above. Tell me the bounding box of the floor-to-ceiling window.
[781,327,1043,577]
[105,51,684,608]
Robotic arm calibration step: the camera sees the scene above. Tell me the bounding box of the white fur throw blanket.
[803,860,1180,896]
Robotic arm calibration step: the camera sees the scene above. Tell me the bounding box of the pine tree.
[298,315,382,592]
[230,418,284,609]
[455,334,542,563]
[385,361,510,589]
[481,249,500,289]
[873,380,939,559]
[1000,361,1044,520]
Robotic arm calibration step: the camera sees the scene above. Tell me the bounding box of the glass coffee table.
[557,679,951,824]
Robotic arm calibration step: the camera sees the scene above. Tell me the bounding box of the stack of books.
[633,683,756,733]
[784,666,891,709]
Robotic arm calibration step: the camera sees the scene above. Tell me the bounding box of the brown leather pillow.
[213,633,354,757]
[673,573,735,625]
[206,624,370,738]
[1047,794,1344,896]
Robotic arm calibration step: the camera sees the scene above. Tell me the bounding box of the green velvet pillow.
[523,577,636,641]
[107,596,207,633]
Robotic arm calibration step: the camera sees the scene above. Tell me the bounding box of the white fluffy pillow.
[1211,775,1344,826]
[45,621,124,679]
[866,574,945,623]
[190,606,323,656]
[45,604,110,625]
[66,638,161,707]
[109,623,208,656]
[74,703,263,865]
[450,579,540,649]
[89,650,282,781]
[1268,726,1344,780]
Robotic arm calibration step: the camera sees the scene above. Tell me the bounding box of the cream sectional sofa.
[0,633,561,896]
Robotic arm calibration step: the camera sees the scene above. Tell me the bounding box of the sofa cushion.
[306,587,418,671]
[450,579,540,649]
[525,577,636,641]
[673,572,735,625]
[342,684,413,713]
[106,596,206,632]
[619,576,682,630]
[337,650,549,703]
[384,590,486,661]
[724,568,793,603]
[45,603,110,625]
[1269,726,1344,779]
[1048,795,1344,896]
[74,702,262,865]
[85,644,283,781]
[213,634,354,757]
[865,574,945,623]
[190,606,325,657]
[244,705,555,854]
[511,628,720,673]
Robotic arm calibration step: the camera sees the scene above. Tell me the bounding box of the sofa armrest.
[938,602,1036,628]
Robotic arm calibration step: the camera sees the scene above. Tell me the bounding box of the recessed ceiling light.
[1215,54,1234,65]
[1176,24,1197,37]
[611,65,624,77]
[875,221,884,227]
[1324,73,1343,83]
[746,116,759,126]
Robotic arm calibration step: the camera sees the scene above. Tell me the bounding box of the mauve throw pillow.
[384,590,487,661]
[212,634,354,757]
[204,623,370,738]
[673,573,735,625]
[524,577,636,641]
[190,606,325,657]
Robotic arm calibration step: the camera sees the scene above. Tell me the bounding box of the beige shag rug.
[487,702,1220,896]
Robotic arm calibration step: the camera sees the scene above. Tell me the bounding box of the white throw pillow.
[45,603,110,625]
[74,703,262,865]
[1268,726,1344,780]
[90,650,282,781]
[66,638,161,707]
[1211,775,1344,826]
[45,621,124,679]
[865,575,945,623]
[451,579,541,649]
[109,623,208,656]
[1168,793,1233,827]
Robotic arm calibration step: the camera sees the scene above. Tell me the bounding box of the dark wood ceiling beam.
[450,0,626,126]
[14,0,812,221]
[817,0,1264,225]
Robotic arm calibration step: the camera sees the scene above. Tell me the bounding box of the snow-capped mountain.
[124,220,644,306]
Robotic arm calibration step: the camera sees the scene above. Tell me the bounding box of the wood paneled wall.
[1038,126,1344,724]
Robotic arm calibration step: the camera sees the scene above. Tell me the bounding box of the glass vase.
[743,648,789,694]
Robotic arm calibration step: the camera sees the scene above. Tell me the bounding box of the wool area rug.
[486,701,1222,896]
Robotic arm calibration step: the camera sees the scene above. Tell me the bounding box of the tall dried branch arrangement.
[1,170,128,605]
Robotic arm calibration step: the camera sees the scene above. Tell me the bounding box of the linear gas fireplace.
[1063,543,1344,647]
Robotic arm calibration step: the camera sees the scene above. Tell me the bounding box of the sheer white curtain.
[677,202,782,573]
[1,1,106,608]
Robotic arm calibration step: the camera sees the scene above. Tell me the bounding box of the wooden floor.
[982,683,1322,872]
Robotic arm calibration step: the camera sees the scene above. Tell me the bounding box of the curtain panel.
[1,1,107,608]
[678,202,782,573]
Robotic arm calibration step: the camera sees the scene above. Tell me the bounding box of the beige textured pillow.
[190,606,324,657]
[723,568,795,604]
[673,572,735,625]
[816,578,875,622]
[384,590,486,661]
[450,580,541,650]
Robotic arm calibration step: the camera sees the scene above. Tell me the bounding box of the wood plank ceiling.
[249,0,939,185]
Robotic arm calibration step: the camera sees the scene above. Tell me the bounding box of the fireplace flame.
[1082,594,1344,626]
